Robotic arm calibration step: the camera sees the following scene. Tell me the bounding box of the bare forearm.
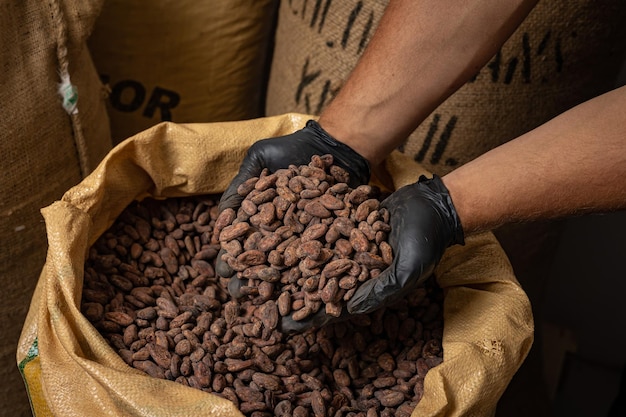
[319,0,538,165]
[443,86,626,234]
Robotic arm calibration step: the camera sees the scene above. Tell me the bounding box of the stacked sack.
[266,0,626,173]
[88,0,279,144]
[3,1,112,416]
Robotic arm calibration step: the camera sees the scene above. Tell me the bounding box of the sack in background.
[265,6,626,411]
[2,1,112,416]
[88,0,279,145]
[18,113,532,417]
[266,0,626,175]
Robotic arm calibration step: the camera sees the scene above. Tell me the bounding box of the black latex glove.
[346,174,465,315]
[218,120,370,213]
[216,119,370,279]
[281,174,465,333]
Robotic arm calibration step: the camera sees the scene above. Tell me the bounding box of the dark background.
[498,64,626,417]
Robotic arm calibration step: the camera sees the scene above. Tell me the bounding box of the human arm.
[319,0,540,167]
[217,120,369,213]
[221,0,540,228]
[220,0,543,322]
[348,86,626,314]
[443,85,626,234]
[314,0,626,315]
[216,120,370,278]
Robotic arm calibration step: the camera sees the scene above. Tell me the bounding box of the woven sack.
[88,0,279,145]
[266,0,626,175]
[18,113,532,416]
[2,1,111,416]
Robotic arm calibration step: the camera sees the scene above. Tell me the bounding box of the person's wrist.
[420,175,465,246]
[317,116,381,166]
[304,119,371,186]
[318,117,398,190]
[441,173,471,238]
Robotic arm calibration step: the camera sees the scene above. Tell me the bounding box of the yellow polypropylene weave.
[17,113,533,417]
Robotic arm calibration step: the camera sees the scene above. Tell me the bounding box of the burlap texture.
[2,1,111,415]
[266,0,626,176]
[88,0,279,145]
[18,114,533,417]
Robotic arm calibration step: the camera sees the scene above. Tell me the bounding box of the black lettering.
[487,51,501,82]
[537,31,552,83]
[522,33,531,83]
[529,30,565,81]
[555,36,563,73]
[445,157,458,167]
[341,1,363,49]
[295,58,322,106]
[504,57,518,84]
[430,116,457,164]
[477,30,564,84]
[316,80,331,114]
[143,87,180,121]
[414,114,440,163]
[319,0,332,33]
[302,0,308,20]
[315,79,340,114]
[357,11,374,55]
[310,0,321,28]
[288,0,304,18]
[537,30,551,55]
[110,80,145,112]
[412,114,457,165]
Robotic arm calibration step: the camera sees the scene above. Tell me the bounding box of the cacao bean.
[82,193,444,417]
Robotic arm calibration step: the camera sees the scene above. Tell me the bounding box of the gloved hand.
[346,174,465,315]
[218,119,370,213]
[216,119,370,280]
[280,174,464,333]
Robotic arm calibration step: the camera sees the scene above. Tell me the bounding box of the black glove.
[346,174,465,315]
[282,174,464,333]
[216,119,370,278]
[218,120,370,213]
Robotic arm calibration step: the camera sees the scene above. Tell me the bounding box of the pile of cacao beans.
[216,154,394,322]
[82,165,444,417]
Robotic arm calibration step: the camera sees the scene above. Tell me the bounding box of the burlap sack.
[88,0,279,145]
[2,1,111,415]
[18,113,532,416]
[266,0,626,176]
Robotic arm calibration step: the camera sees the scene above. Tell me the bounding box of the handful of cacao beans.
[216,154,394,322]
[82,194,444,417]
